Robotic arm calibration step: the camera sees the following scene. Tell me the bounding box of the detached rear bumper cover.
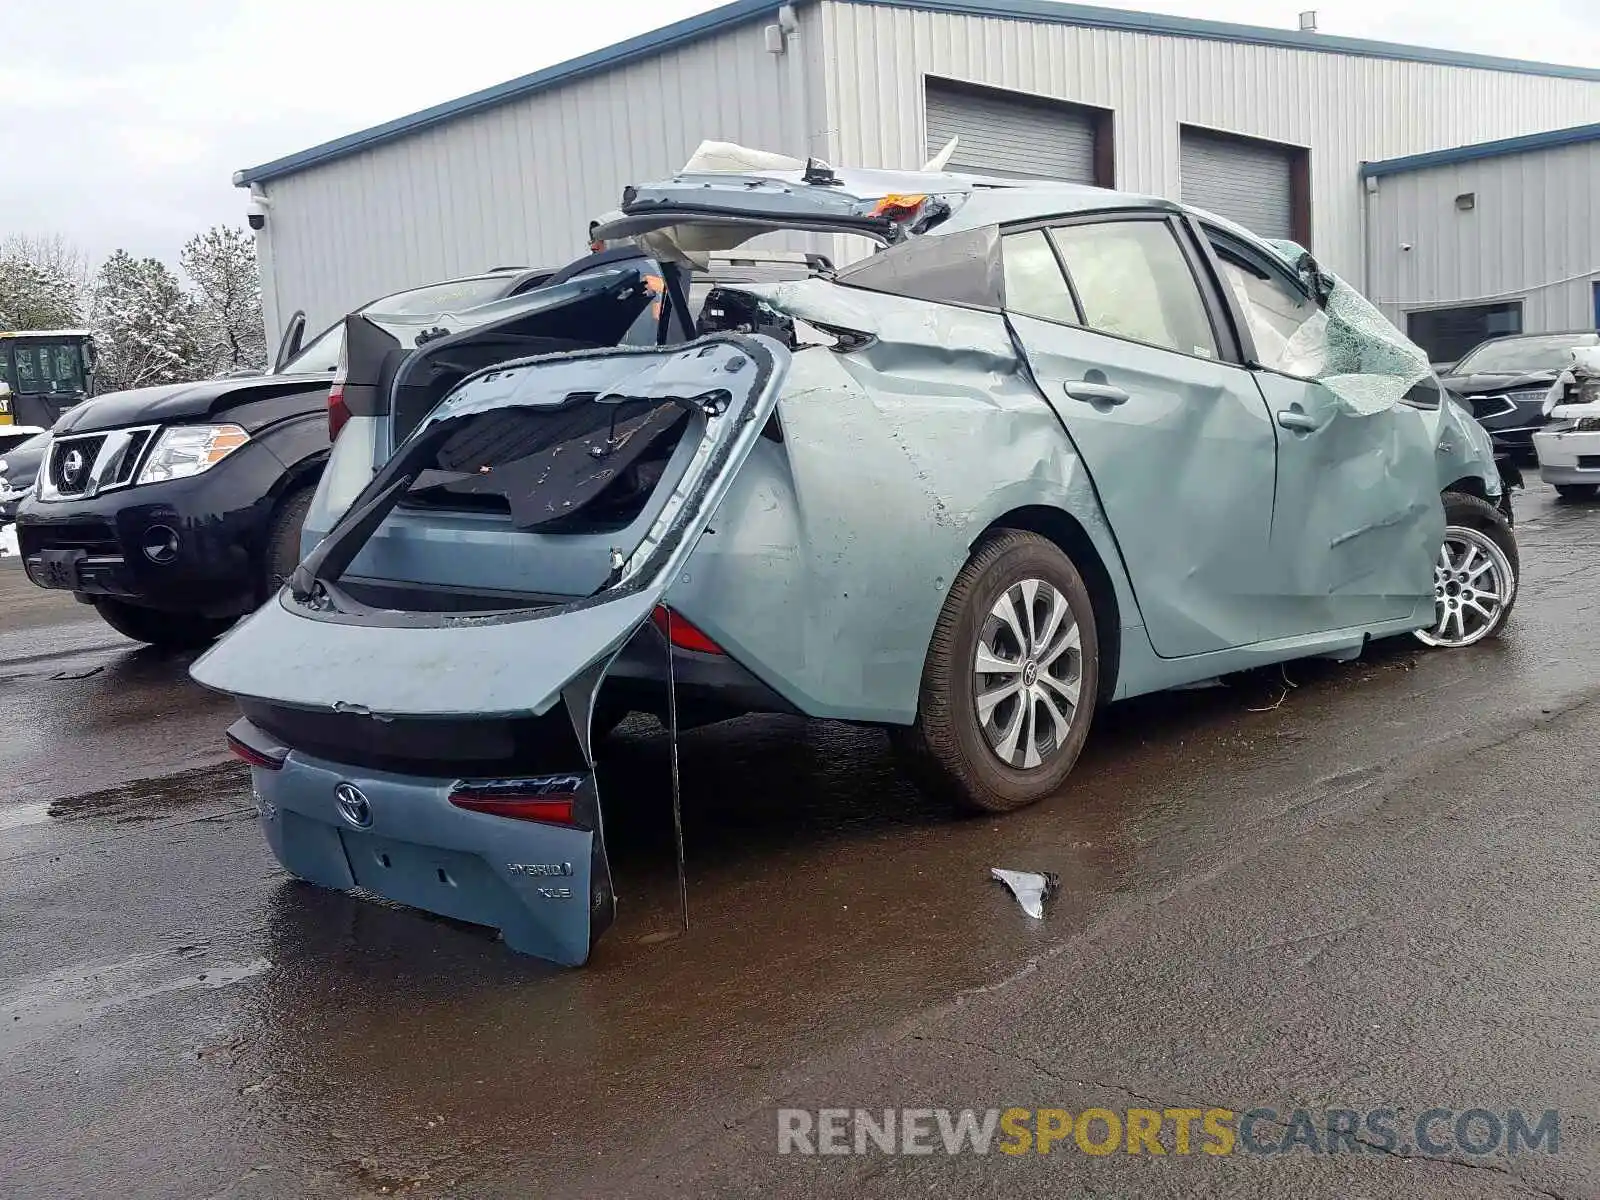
[193,336,789,965]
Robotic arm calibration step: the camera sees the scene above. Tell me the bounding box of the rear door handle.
[1065,381,1130,406]
[1276,407,1319,433]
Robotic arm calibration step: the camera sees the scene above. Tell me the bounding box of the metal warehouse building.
[1363,122,1600,363]
[235,0,1600,345]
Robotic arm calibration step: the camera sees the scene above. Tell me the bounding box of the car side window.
[1001,230,1080,326]
[1050,220,1218,359]
[1208,234,1324,378]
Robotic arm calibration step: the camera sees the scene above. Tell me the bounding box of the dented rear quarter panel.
[661,279,1142,725]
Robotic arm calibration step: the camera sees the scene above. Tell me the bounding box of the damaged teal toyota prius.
[192,144,1516,965]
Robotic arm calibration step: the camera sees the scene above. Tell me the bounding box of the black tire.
[264,484,315,593]
[891,530,1099,814]
[1554,483,1599,502]
[94,598,234,648]
[1416,491,1519,648]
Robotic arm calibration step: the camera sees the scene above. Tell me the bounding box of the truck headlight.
[136,424,250,485]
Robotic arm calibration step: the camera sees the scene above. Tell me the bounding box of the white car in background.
[0,428,48,559]
[1533,346,1600,501]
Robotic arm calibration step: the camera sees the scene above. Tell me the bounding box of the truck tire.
[1554,483,1598,502]
[891,529,1099,814]
[94,599,234,648]
[264,484,316,593]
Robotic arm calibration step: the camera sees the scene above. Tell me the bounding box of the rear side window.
[1001,230,1079,325]
[1051,220,1217,359]
[836,225,1004,310]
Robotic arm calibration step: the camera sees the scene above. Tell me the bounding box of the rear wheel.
[891,530,1099,814]
[94,599,234,648]
[1414,491,1519,648]
[1554,483,1598,502]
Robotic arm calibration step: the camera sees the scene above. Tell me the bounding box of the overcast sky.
[2,0,1595,269]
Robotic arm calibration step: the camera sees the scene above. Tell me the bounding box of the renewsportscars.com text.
[777,1106,1560,1157]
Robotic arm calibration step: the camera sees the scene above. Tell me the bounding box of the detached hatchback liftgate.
[192,335,789,965]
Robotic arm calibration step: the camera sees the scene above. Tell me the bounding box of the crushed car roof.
[593,141,1175,265]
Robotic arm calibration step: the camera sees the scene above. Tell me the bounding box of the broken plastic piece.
[991,868,1058,919]
[921,136,959,172]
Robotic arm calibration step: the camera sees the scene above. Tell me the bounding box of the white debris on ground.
[0,524,17,559]
[991,868,1058,920]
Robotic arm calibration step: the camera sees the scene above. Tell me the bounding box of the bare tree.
[0,234,91,330]
[180,225,266,376]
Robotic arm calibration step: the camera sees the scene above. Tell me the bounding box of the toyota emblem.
[334,782,373,828]
[62,448,86,483]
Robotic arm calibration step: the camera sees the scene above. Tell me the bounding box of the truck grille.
[47,435,106,496]
[39,426,157,500]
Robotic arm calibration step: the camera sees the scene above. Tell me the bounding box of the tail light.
[651,605,724,654]
[449,776,585,825]
[226,730,286,770]
[327,338,351,441]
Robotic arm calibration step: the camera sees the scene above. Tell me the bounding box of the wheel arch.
[975,505,1121,708]
[1443,475,1491,504]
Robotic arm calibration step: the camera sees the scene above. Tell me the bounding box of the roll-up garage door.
[925,80,1097,184]
[1179,128,1295,241]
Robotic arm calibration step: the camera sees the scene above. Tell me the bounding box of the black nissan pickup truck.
[16,267,552,646]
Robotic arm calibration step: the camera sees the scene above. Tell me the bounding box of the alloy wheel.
[1414,525,1515,648]
[973,578,1083,769]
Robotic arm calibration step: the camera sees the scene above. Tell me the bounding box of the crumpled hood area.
[1543,345,1600,418]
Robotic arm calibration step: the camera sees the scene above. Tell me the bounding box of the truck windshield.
[10,342,86,395]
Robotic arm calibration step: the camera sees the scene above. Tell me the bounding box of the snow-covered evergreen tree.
[0,235,89,330]
[90,251,202,392]
[181,225,267,376]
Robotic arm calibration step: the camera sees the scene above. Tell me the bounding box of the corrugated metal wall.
[1366,141,1600,334]
[255,17,826,339]
[817,0,1600,280]
[255,0,1600,341]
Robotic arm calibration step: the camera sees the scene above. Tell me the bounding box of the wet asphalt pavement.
[3,482,1600,1198]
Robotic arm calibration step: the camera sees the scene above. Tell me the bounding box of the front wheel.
[891,530,1099,814]
[94,598,235,648]
[1555,483,1599,502]
[264,483,316,593]
[1414,491,1519,648]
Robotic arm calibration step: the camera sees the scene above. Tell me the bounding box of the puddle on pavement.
[0,801,51,832]
[0,948,271,1051]
[42,760,251,825]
